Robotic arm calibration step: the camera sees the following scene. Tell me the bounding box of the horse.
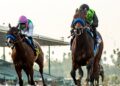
[6,24,46,86]
[70,12,104,86]
[91,64,104,86]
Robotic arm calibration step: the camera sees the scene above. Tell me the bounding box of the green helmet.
[86,9,95,25]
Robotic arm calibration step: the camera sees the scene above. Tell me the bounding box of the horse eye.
[13,32,17,34]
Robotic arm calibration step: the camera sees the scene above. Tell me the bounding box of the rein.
[13,37,24,44]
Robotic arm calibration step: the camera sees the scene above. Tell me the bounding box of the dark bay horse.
[70,18,103,86]
[6,24,46,86]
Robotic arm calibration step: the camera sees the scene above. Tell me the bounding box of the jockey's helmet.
[19,15,28,30]
[79,4,89,13]
[19,15,28,24]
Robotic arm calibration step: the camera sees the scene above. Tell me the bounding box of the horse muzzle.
[74,28,83,36]
[5,38,14,47]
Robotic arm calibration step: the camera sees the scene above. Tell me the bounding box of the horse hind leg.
[96,79,99,86]
[100,71,104,84]
[15,65,23,86]
[36,57,46,86]
[39,65,46,86]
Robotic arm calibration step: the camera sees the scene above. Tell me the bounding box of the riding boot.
[92,27,98,45]
[28,37,36,56]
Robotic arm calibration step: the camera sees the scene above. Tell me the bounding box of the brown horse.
[70,18,103,86]
[6,24,46,86]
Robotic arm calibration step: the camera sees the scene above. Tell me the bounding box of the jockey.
[18,15,36,56]
[79,4,99,44]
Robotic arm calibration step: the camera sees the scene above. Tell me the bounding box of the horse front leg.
[86,64,90,84]
[100,71,104,82]
[70,65,77,85]
[15,65,23,86]
[86,64,93,86]
[78,67,83,86]
[96,78,99,86]
[86,58,94,86]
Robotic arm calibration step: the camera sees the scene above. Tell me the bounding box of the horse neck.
[75,31,91,51]
[14,41,26,55]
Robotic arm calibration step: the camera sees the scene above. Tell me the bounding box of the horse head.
[72,18,88,39]
[6,24,21,47]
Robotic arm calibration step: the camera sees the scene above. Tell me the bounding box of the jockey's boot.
[28,37,37,56]
[92,28,98,45]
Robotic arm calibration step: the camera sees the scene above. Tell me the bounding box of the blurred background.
[0,0,120,85]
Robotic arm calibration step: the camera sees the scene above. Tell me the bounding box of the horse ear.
[8,23,11,28]
[16,24,19,29]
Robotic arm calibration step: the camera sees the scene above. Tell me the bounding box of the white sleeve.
[21,30,25,35]
[26,22,34,36]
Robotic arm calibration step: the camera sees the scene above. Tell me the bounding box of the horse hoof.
[43,84,47,86]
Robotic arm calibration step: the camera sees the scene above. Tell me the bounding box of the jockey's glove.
[22,34,27,37]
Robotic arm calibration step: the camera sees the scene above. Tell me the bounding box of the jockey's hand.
[86,23,90,27]
[22,34,27,38]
